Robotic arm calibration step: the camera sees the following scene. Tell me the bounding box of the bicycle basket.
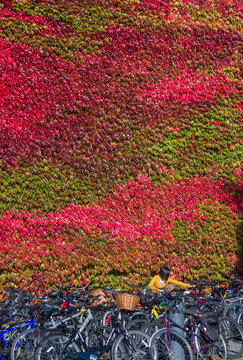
[115,293,140,311]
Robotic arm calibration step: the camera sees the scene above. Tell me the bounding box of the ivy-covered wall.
[0,0,242,292]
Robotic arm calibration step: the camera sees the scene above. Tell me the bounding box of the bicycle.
[148,311,228,359]
[10,288,106,360]
[144,290,228,360]
[34,302,151,360]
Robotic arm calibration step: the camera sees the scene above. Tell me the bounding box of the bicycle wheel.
[88,325,112,348]
[194,327,228,360]
[10,328,44,360]
[142,319,164,336]
[148,328,193,360]
[127,319,148,330]
[111,330,150,360]
[34,332,81,360]
[223,302,243,328]
[130,311,148,321]
[219,316,243,358]
[1,327,21,358]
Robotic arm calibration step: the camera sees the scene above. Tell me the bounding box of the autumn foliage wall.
[0,0,242,292]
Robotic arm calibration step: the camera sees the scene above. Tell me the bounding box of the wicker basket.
[115,292,140,311]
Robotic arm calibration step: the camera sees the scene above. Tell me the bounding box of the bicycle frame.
[154,312,223,358]
[0,318,35,359]
[47,310,132,359]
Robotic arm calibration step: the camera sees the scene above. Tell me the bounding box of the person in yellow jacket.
[148,265,190,293]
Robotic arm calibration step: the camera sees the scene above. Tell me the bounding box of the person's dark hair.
[159,265,170,281]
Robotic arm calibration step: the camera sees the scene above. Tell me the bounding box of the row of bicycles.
[0,276,242,360]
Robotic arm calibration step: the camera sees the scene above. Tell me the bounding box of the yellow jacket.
[148,275,189,293]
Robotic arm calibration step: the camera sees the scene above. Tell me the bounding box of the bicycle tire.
[142,319,165,336]
[127,318,148,330]
[130,311,150,321]
[87,325,113,349]
[111,330,150,360]
[10,328,46,360]
[34,331,81,360]
[1,327,20,358]
[148,328,193,360]
[84,310,112,346]
[194,327,228,360]
[219,316,243,358]
[223,302,243,328]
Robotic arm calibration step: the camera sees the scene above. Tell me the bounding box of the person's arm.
[148,275,161,293]
[168,278,190,289]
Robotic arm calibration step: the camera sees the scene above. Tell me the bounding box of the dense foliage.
[0,0,242,291]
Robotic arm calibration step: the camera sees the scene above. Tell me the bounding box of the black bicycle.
[34,304,151,360]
